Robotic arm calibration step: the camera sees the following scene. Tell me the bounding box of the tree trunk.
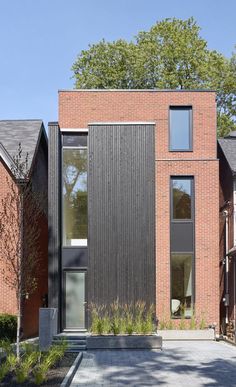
[16,295,21,360]
[16,190,24,360]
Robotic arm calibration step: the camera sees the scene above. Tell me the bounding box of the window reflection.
[63,148,87,246]
[172,179,192,219]
[170,107,191,151]
[171,254,193,317]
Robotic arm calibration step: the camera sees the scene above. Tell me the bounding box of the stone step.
[53,339,87,345]
[52,334,88,351]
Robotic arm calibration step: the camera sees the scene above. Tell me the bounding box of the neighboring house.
[48,90,219,332]
[218,132,236,342]
[0,120,48,338]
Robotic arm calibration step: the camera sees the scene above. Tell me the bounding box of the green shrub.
[189,314,197,330]
[199,315,206,330]
[134,301,145,334]
[101,314,111,334]
[33,361,49,385]
[0,338,13,355]
[33,340,67,385]
[179,316,186,330]
[15,351,39,383]
[0,361,10,382]
[124,306,134,335]
[89,300,156,335]
[6,353,18,371]
[142,305,155,334]
[166,319,174,330]
[0,314,17,342]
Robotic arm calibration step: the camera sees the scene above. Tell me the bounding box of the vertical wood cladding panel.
[48,123,61,317]
[88,124,155,306]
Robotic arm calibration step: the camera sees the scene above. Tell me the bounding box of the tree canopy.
[72,18,236,137]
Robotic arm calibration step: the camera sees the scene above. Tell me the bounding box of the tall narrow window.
[63,135,87,246]
[170,177,194,318]
[170,107,192,151]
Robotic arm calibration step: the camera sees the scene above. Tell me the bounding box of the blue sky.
[0,0,235,127]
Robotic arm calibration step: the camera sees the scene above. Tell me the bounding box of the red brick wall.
[0,143,48,338]
[22,212,48,338]
[59,90,219,327]
[0,162,18,315]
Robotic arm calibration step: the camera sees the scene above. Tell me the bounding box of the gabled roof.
[218,131,236,175]
[0,120,47,178]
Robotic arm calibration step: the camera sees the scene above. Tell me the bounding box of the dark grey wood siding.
[88,124,155,306]
[48,122,61,317]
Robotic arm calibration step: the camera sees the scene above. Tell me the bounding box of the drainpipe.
[234,179,236,341]
[224,209,229,325]
[234,258,236,343]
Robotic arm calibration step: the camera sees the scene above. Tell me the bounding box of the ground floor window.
[171,253,193,317]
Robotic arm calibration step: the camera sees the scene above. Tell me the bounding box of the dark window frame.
[169,106,193,152]
[170,252,195,319]
[61,132,88,249]
[170,176,195,319]
[171,177,194,222]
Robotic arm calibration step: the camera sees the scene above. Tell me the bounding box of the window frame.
[170,252,194,319]
[169,106,193,152]
[171,177,194,222]
[170,176,195,319]
[61,132,88,248]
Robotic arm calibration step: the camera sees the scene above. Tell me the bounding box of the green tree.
[72,17,236,137]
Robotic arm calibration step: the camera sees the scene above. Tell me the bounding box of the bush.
[0,314,17,342]
[89,300,156,335]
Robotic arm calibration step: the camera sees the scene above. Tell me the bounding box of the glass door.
[64,271,86,329]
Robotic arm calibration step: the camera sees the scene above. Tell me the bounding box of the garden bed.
[0,352,77,387]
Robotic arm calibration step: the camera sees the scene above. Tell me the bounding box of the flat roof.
[58,89,216,93]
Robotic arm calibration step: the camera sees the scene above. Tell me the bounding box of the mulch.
[0,352,77,387]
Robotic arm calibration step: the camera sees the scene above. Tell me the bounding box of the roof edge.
[58,89,216,93]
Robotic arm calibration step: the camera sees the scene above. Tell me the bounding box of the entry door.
[64,271,86,329]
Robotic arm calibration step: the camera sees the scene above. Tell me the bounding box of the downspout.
[234,258,236,343]
[225,209,229,325]
[234,179,236,341]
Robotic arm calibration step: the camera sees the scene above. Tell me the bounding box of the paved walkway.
[70,341,236,386]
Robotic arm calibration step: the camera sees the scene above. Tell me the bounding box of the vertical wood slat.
[88,124,155,307]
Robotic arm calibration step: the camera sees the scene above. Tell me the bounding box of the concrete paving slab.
[70,341,236,386]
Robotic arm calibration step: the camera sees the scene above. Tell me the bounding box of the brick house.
[0,120,48,338]
[218,132,236,341]
[48,90,219,332]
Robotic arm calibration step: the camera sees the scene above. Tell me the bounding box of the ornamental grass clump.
[123,304,134,334]
[110,300,121,335]
[15,351,39,384]
[33,339,67,385]
[142,304,155,334]
[89,300,156,335]
[0,338,67,385]
[134,301,145,334]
